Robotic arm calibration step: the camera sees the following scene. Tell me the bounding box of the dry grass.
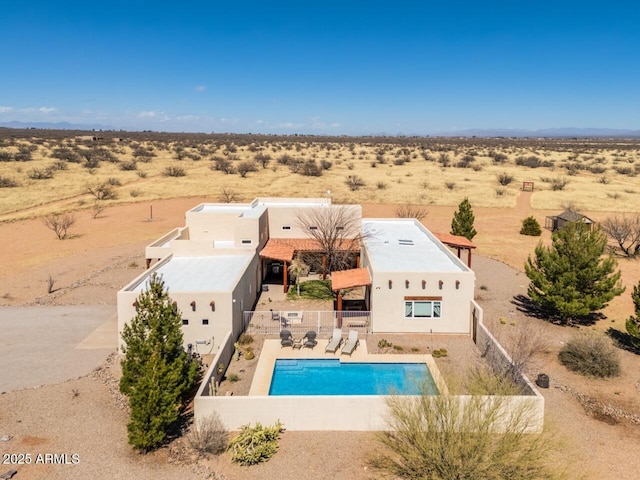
[0,135,639,222]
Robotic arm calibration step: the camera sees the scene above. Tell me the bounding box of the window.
[202,319,209,325]
[182,319,189,325]
[404,300,442,319]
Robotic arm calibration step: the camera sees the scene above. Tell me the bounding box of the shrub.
[378,339,392,349]
[371,388,556,479]
[42,212,76,240]
[244,350,255,360]
[86,182,117,200]
[164,165,186,177]
[558,332,620,377]
[431,348,448,358]
[346,175,365,191]
[212,156,236,174]
[497,172,514,186]
[229,421,284,466]
[0,176,19,188]
[27,167,54,180]
[395,204,428,221]
[237,160,258,177]
[227,373,240,382]
[300,159,322,176]
[520,216,542,236]
[237,333,254,345]
[186,412,229,457]
[119,160,138,171]
[549,177,569,191]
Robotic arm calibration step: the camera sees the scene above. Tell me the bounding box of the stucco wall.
[367,270,475,334]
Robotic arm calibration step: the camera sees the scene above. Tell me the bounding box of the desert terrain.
[1,131,640,479]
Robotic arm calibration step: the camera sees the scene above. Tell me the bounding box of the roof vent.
[398,239,414,246]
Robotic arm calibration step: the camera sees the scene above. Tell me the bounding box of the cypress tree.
[451,197,477,240]
[625,281,640,348]
[120,273,197,451]
[524,223,625,324]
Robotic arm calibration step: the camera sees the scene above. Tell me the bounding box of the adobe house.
[545,210,595,232]
[117,198,477,353]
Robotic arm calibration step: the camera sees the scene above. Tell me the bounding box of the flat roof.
[131,255,252,292]
[362,220,465,273]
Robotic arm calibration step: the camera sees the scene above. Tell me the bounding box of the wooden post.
[468,249,472,268]
[322,255,327,280]
[336,292,343,328]
[146,258,151,269]
[283,262,288,293]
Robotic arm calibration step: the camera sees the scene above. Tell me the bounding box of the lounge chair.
[280,329,294,347]
[302,331,318,349]
[341,330,360,356]
[325,328,343,353]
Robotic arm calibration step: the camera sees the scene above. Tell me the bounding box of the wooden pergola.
[330,267,371,327]
[433,233,477,267]
[259,238,360,293]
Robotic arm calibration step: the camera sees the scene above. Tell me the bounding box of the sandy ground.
[1,194,640,479]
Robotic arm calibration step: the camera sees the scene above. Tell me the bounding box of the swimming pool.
[268,359,439,396]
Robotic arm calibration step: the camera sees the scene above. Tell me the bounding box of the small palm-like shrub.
[230,421,284,466]
[520,216,542,236]
[559,332,620,378]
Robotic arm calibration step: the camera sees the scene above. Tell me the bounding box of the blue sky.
[1,1,638,134]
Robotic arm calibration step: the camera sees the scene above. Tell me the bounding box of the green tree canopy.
[451,197,477,240]
[120,273,197,451]
[524,223,625,324]
[625,281,640,348]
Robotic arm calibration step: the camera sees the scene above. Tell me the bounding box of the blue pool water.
[269,359,439,396]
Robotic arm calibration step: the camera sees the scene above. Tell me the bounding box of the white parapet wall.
[194,390,544,433]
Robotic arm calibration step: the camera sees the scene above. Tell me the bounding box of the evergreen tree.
[625,281,640,348]
[520,216,542,236]
[120,273,197,451]
[524,223,625,324]
[450,197,477,240]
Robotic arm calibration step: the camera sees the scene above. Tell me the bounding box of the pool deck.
[249,339,449,396]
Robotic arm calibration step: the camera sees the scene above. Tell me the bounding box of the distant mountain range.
[431,127,640,138]
[1,121,640,138]
[0,121,117,131]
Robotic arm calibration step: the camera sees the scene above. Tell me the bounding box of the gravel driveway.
[0,305,116,392]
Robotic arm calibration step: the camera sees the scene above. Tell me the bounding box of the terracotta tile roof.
[331,268,371,291]
[259,238,359,262]
[433,233,477,249]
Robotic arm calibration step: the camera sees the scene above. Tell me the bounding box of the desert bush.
[0,176,19,187]
[287,158,302,173]
[601,214,640,257]
[255,153,271,168]
[107,177,122,186]
[86,182,117,200]
[237,160,258,178]
[164,165,186,177]
[497,172,514,186]
[549,177,569,191]
[371,387,556,480]
[42,212,76,240]
[27,167,54,180]
[219,188,239,203]
[346,175,365,191]
[237,333,254,345]
[300,159,322,176]
[444,181,456,190]
[520,216,542,236]
[588,164,607,174]
[212,156,235,174]
[613,165,634,176]
[320,159,332,170]
[455,154,475,168]
[51,147,81,163]
[376,181,387,190]
[277,154,294,165]
[489,151,508,164]
[119,160,138,171]
[559,332,620,378]
[0,150,14,161]
[466,366,522,395]
[438,153,451,167]
[229,421,284,466]
[395,204,428,221]
[515,155,552,168]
